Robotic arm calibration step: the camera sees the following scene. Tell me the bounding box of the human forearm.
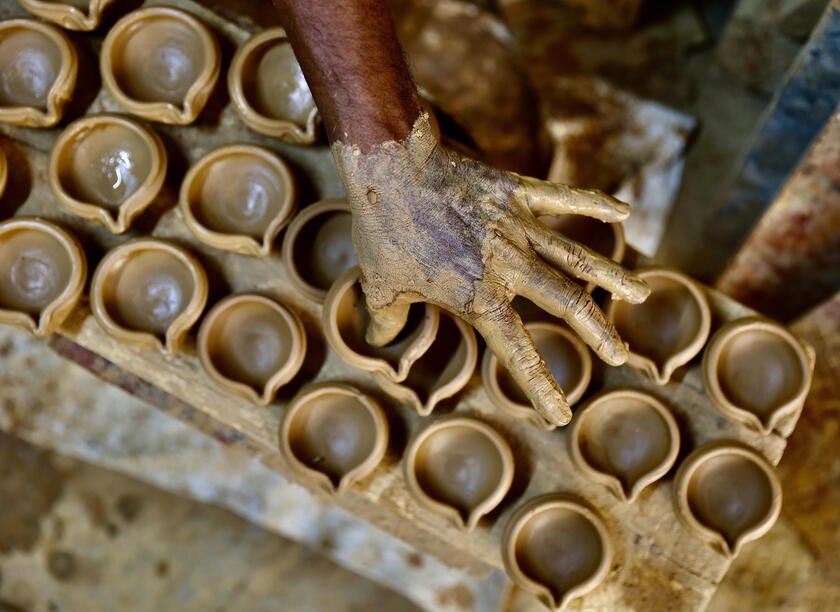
[273,0,423,149]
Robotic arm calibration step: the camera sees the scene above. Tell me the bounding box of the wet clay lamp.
[49,114,167,234]
[228,27,319,144]
[17,0,116,31]
[100,7,220,125]
[482,321,592,431]
[673,442,781,558]
[539,215,625,292]
[179,144,296,256]
[404,417,514,531]
[569,389,680,502]
[279,382,388,494]
[322,266,439,382]
[197,293,306,406]
[607,267,711,385]
[281,199,355,303]
[0,18,78,127]
[503,494,612,610]
[91,238,208,355]
[0,217,86,337]
[374,312,478,417]
[703,317,814,436]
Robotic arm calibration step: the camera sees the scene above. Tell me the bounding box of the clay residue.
[435,583,474,610]
[618,561,695,612]
[0,432,64,554]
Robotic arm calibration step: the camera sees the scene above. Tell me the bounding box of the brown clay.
[17,0,116,31]
[569,389,680,501]
[539,215,625,292]
[482,321,592,430]
[702,317,814,435]
[322,266,440,382]
[49,114,167,234]
[673,442,781,558]
[279,382,388,494]
[197,294,306,406]
[91,238,208,355]
[0,217,86,337]
[502,494,612,610]
[0,18,78,127]
[607,267,711,385]
[179,144,296,256]
[100,7,220,125]
[281,199,355,302]
[404,417,514,531]
[373,311,477,416]
[228,27,319,144]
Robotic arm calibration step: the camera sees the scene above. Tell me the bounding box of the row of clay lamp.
[0,7,318,141]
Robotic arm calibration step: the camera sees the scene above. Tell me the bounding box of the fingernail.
[606,341,629,366]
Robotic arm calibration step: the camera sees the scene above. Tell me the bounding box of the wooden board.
[0,1,805,610]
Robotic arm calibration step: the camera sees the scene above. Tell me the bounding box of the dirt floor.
[0,430,420,612]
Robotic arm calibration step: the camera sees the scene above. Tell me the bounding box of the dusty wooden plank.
[716,106,840,322]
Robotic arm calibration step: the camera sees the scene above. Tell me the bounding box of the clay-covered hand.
[332,114,649,427]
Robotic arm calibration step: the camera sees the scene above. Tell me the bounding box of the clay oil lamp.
[482,321,591,431]
[404,417,514,531]
[281,199,355,303]
[100,7,220,124]
[569,389,680,502]
[0,18,78,127]
[607,267,711,385]
[179,144,296,257]
[503,494,612,610]
[703,317,814,435]
[279,382,388,494]
[322,266,439,382]
[17,0,116,31]
[49,114,167,234]
[91,238,208,355]
[228,27,319,144]
[539,215,625,292]
[0,217,86,337]
[673,442,781,558]
[374,312,478,417]
[198,294,306,406]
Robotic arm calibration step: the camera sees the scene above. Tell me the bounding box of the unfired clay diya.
[539,215,625,292]
[228,27,319,144]
[482,321,592,430]
[198,293,306,406]
[0,18,78,127]
[100,7,220,125]
[503,494,612,610]
[91,238,208,355]
[673,442,781,558]
[279,382,388,494]
[404,417,514,531]
[17,0,116,31]
[607,267,711,385]
[323,266,440,382]
[0,217,86,337]
[49,114,167,234]
[281,199,355,302]
[179,144,296,256]
[703,316,814,435]
[569,389,679,502]
[373,311,477,416]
